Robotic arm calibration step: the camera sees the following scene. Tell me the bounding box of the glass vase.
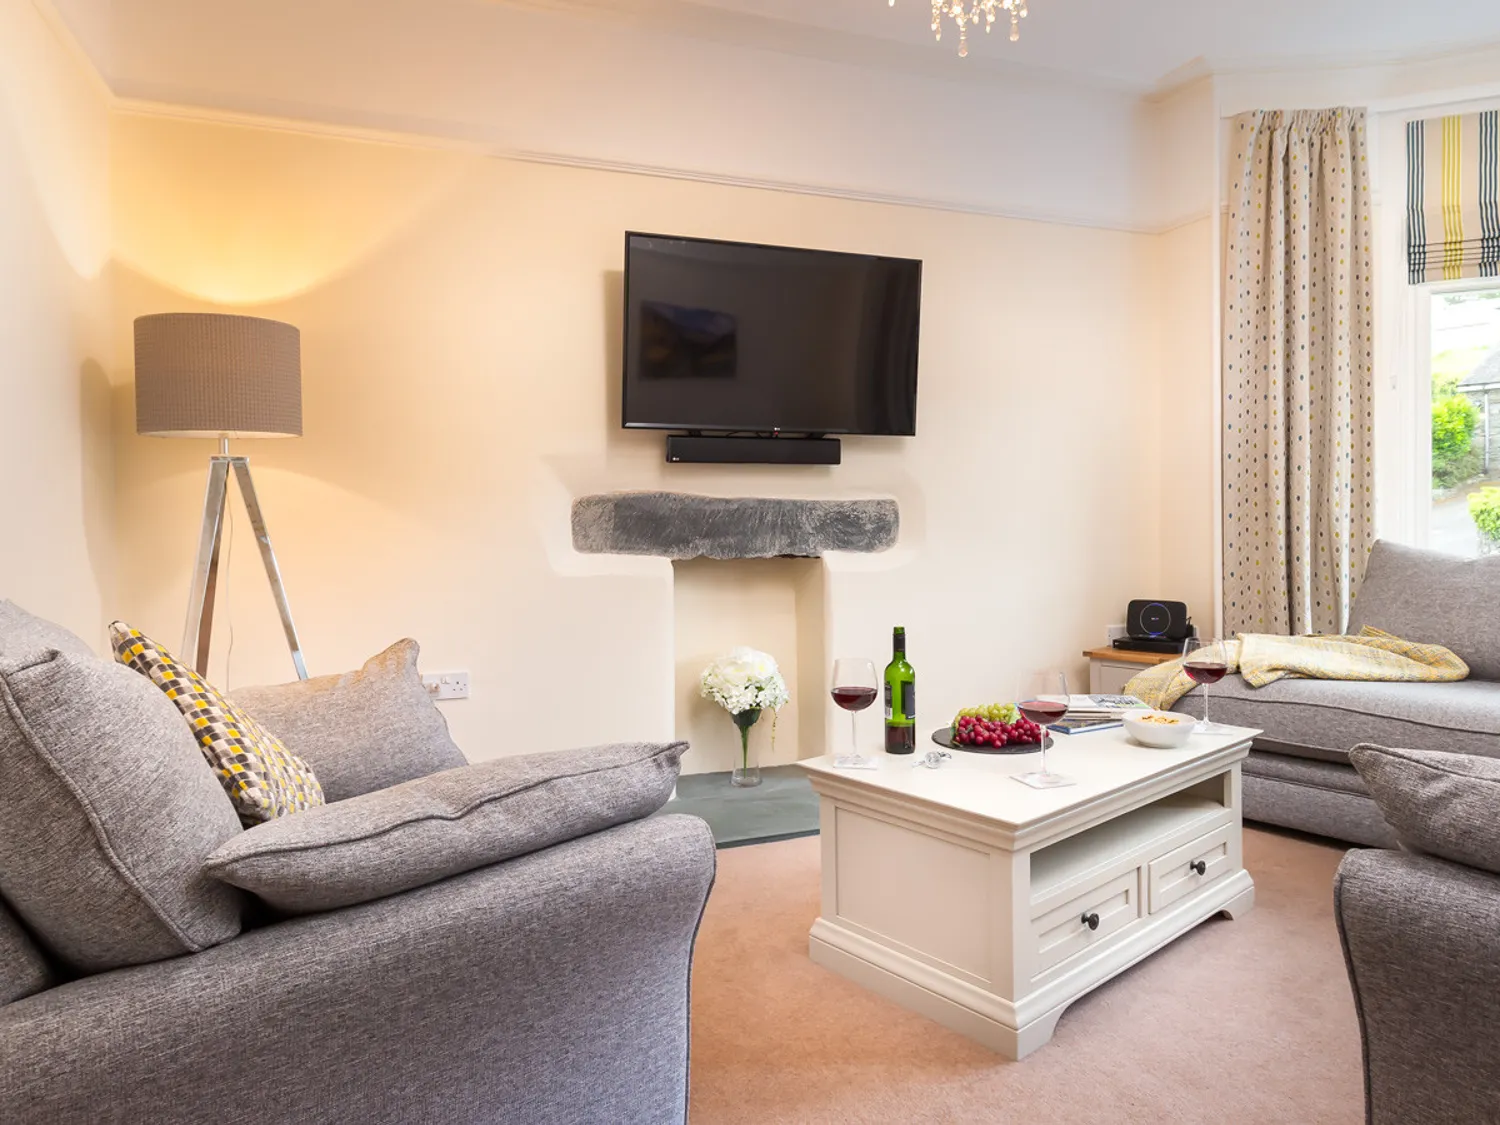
[731,707,763,788]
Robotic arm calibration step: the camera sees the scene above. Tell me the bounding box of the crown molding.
[113,98,1183,235]
[1146,58,1213,102]
[37,0,1167,235]
[1201,33,1500,85]
[1154,210,1216,237]
[29,0,112,101]
[38,0,1500,115]
[113,98,493,155]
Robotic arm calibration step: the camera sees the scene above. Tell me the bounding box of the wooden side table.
[1083,646,1177,695]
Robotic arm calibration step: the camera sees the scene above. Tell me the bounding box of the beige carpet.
[689,828,1363,1124]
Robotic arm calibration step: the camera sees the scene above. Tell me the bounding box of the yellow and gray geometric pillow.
[109,622,324,825]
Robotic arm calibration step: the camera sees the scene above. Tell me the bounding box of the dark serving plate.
[931,727,1052,755]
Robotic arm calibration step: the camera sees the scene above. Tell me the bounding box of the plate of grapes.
[932,703,1053,754]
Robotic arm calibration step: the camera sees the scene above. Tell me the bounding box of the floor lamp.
[134,312,309,681]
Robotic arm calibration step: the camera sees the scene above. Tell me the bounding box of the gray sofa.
[2,816,714,1123]
[0,603,716,1125]
[1170,541,1500,847]
[1335,744,1500,1125]
[1336,848,1500,1124]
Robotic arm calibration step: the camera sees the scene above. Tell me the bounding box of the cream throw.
[1124,628,1470,713]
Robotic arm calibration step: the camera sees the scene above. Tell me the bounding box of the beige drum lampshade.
[134,313,302,438]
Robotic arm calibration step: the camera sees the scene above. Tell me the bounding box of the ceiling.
[52,0,1500,97]
[689,0,1500,86]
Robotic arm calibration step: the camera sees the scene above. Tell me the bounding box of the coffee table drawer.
[1148,824,1232,913]
[1032,869,1140,976]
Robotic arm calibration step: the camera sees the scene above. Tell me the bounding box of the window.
[1426,287,1500,558]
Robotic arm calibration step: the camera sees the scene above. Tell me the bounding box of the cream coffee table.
[801,724,1259,1059]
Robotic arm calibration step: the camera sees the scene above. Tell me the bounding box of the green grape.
[952,702,1020,728]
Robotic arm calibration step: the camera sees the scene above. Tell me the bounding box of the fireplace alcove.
[572,492,900,773]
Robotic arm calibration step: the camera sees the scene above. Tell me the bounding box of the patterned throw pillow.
[110,623,324,825]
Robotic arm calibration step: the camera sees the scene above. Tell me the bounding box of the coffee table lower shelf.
[803,736,1256,1060]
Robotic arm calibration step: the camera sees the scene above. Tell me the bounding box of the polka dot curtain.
[1223,109,1375,637]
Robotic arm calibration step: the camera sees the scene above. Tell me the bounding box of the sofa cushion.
[1348,540,1500,681]
[1242,752,1398,849]
[0,601,94,659]
[1242,749,1374,796]
[230,640,467,802]
[204,741,686,914]
[0,648,246,973]
[0,901,54,1004]
[111,623,324,825]
[1170,675,1500,765]
[1350,744,1500,874]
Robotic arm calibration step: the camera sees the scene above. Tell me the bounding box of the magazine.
[1062,694,1151,719]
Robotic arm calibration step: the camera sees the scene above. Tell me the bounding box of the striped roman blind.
[1407,110,1500,283]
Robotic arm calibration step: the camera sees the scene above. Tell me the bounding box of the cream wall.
[0,0,113,643]
[108,109,1166,764]
[1155,216,1219,631]
[1146,79,1221,634]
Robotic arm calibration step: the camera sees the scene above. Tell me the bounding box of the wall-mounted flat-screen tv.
[621,232,921,436]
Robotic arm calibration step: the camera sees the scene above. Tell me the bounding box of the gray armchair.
[0,812,715,1124]
[1335,848,1500,1125]
[0,604,717,1124]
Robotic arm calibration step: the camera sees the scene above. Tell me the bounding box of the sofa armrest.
[0,814,716,1125]
[1335,848,1500,1125]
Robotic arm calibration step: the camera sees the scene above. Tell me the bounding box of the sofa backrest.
[1348,540,1500,681]
[0,600,95,659]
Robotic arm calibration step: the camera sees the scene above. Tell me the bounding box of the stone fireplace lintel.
[571,492,898,560]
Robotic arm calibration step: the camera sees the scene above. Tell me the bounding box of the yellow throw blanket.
[1123,628,1470,712]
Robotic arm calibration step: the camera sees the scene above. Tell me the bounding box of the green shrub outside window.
[1433,395,1481,489]
[1469,486,1500,545]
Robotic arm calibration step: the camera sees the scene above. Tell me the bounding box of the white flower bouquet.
[700,647,789,783]
[700,646,790,716]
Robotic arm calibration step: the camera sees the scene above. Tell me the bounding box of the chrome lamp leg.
[182,453,308,681]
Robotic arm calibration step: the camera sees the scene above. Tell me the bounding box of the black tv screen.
[622,233,921,435]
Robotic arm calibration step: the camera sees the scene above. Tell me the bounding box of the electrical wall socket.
[421,672,470,701]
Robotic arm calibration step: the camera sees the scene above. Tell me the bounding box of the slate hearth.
[571,492,899,560]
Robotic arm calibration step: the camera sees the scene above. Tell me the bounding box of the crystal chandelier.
[889,0,1029,57]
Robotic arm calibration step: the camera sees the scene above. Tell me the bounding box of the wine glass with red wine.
[1015,669,1076,789]
[1182,637,1232,734]
[831,658,879,766]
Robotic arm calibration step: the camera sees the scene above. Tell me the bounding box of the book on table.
[1047,716,1123,736]
[1061,694,1151,719]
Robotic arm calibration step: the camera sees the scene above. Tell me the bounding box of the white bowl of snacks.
[1122,709,1196,748]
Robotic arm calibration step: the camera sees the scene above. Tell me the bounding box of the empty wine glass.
[1182,637,1232,734]
[830,658,879,767]
[1014,669,1076,789]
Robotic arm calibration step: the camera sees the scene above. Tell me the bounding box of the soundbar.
[665,434,842,465]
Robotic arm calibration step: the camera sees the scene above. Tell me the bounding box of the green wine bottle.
[884,626,916,754]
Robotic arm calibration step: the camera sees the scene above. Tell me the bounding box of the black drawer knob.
[1081,912,1100,931]
[1189,859,1207,876]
